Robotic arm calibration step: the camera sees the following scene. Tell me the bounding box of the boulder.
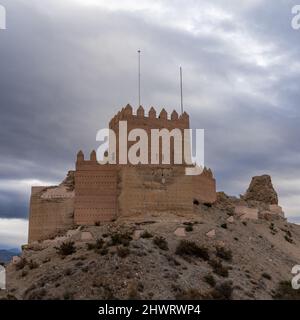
[227,216,234,223]
[174,227,186,237]
[81,232,94,241]
[66,227,81,238]
[243,175,278,204]
[12,256,21,264]
[259,210,280,221]
[216,240,225,247]
[269,204,284,218]
[206,229,216,238]
[133,229,144,240]
[235,206,258,220]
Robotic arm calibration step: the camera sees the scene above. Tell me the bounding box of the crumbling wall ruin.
[28,172,75,243]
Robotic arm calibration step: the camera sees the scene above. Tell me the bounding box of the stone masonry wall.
[74,159,118,225]
[118,165,216,217]
[28,185,74,243]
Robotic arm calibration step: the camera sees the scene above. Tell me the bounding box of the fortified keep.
[28,105,217,242]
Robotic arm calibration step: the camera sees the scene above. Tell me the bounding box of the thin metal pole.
[138,50,141,107]
[180,66,183,114]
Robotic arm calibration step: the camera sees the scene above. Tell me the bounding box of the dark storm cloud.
[0,0,300,227]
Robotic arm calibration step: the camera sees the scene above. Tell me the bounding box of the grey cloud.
[0,0,300,226]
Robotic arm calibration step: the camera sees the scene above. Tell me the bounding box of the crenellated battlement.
[109,104,189,128]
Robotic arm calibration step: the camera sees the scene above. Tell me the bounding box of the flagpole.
[138,50,141,107]
[180,66,183,114]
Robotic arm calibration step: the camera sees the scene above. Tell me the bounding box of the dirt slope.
[1,200,299,300]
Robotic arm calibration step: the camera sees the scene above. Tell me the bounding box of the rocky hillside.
[1,175,300,300]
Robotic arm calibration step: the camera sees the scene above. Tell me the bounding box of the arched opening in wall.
[193,199,199,206]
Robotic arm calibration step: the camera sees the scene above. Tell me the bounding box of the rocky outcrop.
[243,175,278,205]
[215,175,284,222]
[60,171,75,191]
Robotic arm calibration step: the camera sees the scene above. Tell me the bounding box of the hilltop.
[1,175,300,300]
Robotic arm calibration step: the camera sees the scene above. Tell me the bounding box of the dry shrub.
[141,230,153,238]
[273,281,300,300]
[55,241,76,256]
[153,236,169,251]
[209,259,229,277]
[175,288,203,300]
[175,240,209,261]
[215,246,232,262]
[110,232,132,247]
[117,246,130,258]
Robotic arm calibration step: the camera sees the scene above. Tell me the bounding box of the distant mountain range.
[0,248,20,263]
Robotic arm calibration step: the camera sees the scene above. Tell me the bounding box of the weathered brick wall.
[74,158,118,225]
[118,165,216,217]
[28,186,74,243]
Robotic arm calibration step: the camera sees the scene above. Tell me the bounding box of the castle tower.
[108,105,191,165]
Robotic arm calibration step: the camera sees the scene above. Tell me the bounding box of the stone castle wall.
[118,166,216,217]
[28,106,217,242]
[74,160,118,225]
[28,185,74,243]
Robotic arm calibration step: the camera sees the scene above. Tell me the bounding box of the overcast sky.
[0,0,300,249]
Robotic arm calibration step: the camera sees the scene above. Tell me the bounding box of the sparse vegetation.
[262,272,272,280]
[4,199,300,301]
[220,223,227,229]
[99,248,108,255]
[15,258,27,271]
[193,199,200,206]
[165,254,181,266]
[117,246,130,258]
[87,238,104,252]
[27,288,47,300]
[282,229,293,243]
[203,202,212,208]
[28,259,39,270]
[284,235,293,243]
[175,288,203,300]
[110,232,132,247]
[140,230,153,238]
[209,259,229,277]
[55,241,76,256]
[21,270,28,278]
[175,240,209,261]
[269,223,278,235]
[273,281,300,300]
[286,229,292,237]
[64,268,73,276]
[185,225,193,232]
[153,236,169,251]
[127,281,140,300]
[63,291,74,300]
[204,274,216,287]
[210,281,233,300]
[216,246,232,262]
